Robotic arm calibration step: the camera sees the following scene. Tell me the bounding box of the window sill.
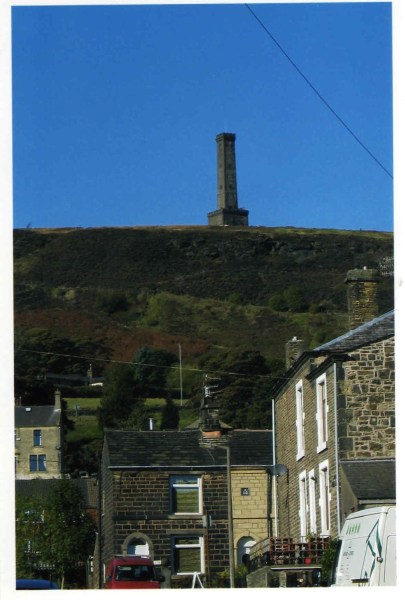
[168,514,202,520]
[317,443,327,453]
[296,452,305,461]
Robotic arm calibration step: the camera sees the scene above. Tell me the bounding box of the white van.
[330,505,396,586]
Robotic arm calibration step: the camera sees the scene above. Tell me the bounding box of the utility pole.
[178,343,183,407]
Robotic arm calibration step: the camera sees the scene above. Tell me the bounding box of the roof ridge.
[315,309,394,351]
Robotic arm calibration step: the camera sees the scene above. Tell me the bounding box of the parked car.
[16,579,59,590]
[329,505,396,586]
[104,556,164,589]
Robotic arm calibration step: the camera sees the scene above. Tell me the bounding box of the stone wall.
[232,469,270,546]
[101,467,231,586]
[15,426,62,479]
[337,337,395,459]
[275,359,339,540]
[99,465,270,586]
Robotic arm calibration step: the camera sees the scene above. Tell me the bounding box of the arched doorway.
[237,536,256,565]
[127,537,150,557]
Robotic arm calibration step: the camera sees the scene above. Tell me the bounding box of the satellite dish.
[270,464,288,477]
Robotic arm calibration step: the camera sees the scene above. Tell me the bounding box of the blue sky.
[12,2,393,231]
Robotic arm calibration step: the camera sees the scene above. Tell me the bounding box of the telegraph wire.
[17,347,293,382]
[16,348,394,389]
[245,3,393,180]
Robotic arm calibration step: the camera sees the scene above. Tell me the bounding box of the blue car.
[16,579,59,590]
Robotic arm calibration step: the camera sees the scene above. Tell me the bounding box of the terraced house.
[93,395,275,588]
[248,268,395,587]
[14,391,64,480]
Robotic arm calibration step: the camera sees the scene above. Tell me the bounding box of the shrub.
[228,292,242,304]
[268,293,286,311]
[96,290,128,314]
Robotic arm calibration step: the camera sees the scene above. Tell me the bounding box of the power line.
[17,347,285,381]
[15,347,394,390]
[245,4,393,180]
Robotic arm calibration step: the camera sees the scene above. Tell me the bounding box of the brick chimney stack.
[54,389,62,411]
[345,267,379,330]
[285,336,306,370]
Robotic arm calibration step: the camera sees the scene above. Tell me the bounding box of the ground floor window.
[29,454,46,472]
[172,535,204,575]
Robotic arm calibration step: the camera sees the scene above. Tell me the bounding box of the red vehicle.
[104,556,164,590]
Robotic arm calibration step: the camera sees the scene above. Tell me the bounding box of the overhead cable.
[245,3,393,179]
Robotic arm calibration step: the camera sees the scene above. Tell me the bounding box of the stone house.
[14,390,64,480]
[247,268,395,587]
[93,398,274,588]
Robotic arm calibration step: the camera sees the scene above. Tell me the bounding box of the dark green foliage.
[283,286,307,312]
[133,345,178,396]
[321,538,339,582]
[199,350,279,429]
[119,402,150,430]
[16,479,96,589]
[14,327,111,404]
[40,479,96,589]
[228,292,242,304]
[16,494,46,578]
[161,395,180,430]
[97,363,141,429]
[268,293,286,311]
[95,289,129,314]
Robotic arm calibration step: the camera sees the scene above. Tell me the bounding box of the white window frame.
[295,380,305,460]
[316,374,328,453]
[299,470,308,540]
[308,469,317,535]
[171,535,205,575]
[318,460,331,536]
[170,475,202,515]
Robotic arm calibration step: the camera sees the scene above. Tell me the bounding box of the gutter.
[109,464,274,470]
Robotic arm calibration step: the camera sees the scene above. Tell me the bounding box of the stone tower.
[207,133,249,226]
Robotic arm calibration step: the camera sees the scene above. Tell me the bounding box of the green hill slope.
[14,225,393,365]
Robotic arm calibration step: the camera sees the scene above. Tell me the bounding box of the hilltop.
[14,225,394,367]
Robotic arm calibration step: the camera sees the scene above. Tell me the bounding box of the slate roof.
[15,478,98,508]
[105,429,273,469]
[15,406,61,428]
[341,459,396,500]
[315,310,394,353]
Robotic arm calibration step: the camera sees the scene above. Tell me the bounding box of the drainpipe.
[225,445,235,588]
[272,399,278,537]
[97,453,103,590]
[333,363,341,534]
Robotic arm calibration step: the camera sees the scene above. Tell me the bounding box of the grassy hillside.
[14,225,393,366]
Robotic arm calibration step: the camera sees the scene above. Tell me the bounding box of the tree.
[16,479,96,589]
[97,363,141,429]
[16,494,46,579]
[133,346,178,396]
[119,402,150,430]
[268,293,286,311]
[161,395,180,430]
[42,479,96,589]
[283,286,307,312]
[199,350,272,428]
